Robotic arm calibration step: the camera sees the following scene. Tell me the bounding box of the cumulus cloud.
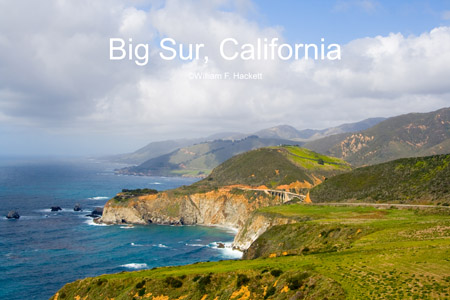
[0,0,449,154]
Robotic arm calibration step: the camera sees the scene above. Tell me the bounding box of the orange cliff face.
[100,186,284,229]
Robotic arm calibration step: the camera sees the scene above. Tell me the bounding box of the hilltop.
[308,153,450,205]
[117,137,300,177]
[304,107,450,166]
[182,145,351,193]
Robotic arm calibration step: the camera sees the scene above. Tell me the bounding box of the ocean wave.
[84,218,108,226]
[209,242,243,259]
[87,196,109,200]
[186,243,206,247]
[120,225,135,229]
[120,263,148,269]
[130,242,143,247]
[151,182,162,185]
[36,208,72,213]
[153,243,168,248]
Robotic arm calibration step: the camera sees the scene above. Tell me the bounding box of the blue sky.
[0,0,449,155]
[253,0,450,43]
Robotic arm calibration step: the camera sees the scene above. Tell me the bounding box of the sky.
[0,0,450,156]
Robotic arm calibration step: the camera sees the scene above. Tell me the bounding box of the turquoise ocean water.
[0,157,240,299]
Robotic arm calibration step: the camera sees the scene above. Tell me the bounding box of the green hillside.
[52,204,450,300]
[117,136,301,177]
[175,146,351,194]
[309,154,450,205]
[304,107,450,166]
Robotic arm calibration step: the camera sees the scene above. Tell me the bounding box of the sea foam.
[87,196,109,200]
[120,263,148,269]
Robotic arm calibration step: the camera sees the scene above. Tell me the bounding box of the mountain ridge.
[304,107,450,166]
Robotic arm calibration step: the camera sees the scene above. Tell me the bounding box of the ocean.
[0,157,241,300]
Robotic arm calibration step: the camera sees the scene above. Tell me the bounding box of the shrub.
[197,273,212,292]
[287,272,309,290]
[165,276,183,288]
[236,274,250,287]
[135,280,146,289]
[264,286,276,299]
[270,269,283,277]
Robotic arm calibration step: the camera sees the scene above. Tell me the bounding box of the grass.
[309,154,450,205]
[281,146,351,171]
[53,204,450,299]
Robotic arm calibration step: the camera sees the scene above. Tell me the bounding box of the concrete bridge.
[240,188,306,203]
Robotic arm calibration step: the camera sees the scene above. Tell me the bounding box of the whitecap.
[210,242,242,259]
[151,182,162,185]
[87,196,109,200]
[153,244,168,248]
[186,243,206,247]
[120,225,135,229]
[120,263,148,269]
[130,242,143,247]
[84,218,108,226]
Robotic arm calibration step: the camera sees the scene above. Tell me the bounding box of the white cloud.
[0,0,449,155]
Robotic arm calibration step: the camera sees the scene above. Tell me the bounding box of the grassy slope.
[53,204,450,299]
[173,146,350,194]
[120,137,301,177]
[309,154,450,205]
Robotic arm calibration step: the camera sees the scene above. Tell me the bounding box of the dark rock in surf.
[6,210,20,219]
[86,207,103,218]
[217,242,225,249]
[51,206,62,212]
[73,203,82,212]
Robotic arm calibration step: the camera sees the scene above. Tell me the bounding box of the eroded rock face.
[100,188,286,249]
[101,189,281,228]
[232,213,296,251]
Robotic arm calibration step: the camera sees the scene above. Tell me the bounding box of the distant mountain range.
[109,107,450,177]
[108,117,385,166]
[304,107,450,166]
[254,118,386,141]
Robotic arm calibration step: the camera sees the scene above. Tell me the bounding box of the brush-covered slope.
[309,154,450,205]
[53,205,450,300]
[304,107,450,166]
[117,136,301,177]
[180,145,351,193]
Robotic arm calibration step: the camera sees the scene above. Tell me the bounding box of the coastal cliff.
[100,146,351,250]
[100,187,282,231]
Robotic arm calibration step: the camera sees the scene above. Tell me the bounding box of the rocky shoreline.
[98,187,286,251]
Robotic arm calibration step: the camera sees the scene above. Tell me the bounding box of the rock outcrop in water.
[86,207,103,218]
[6,210,20,219]
[51,206,62,212]
[73,203,82,211]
